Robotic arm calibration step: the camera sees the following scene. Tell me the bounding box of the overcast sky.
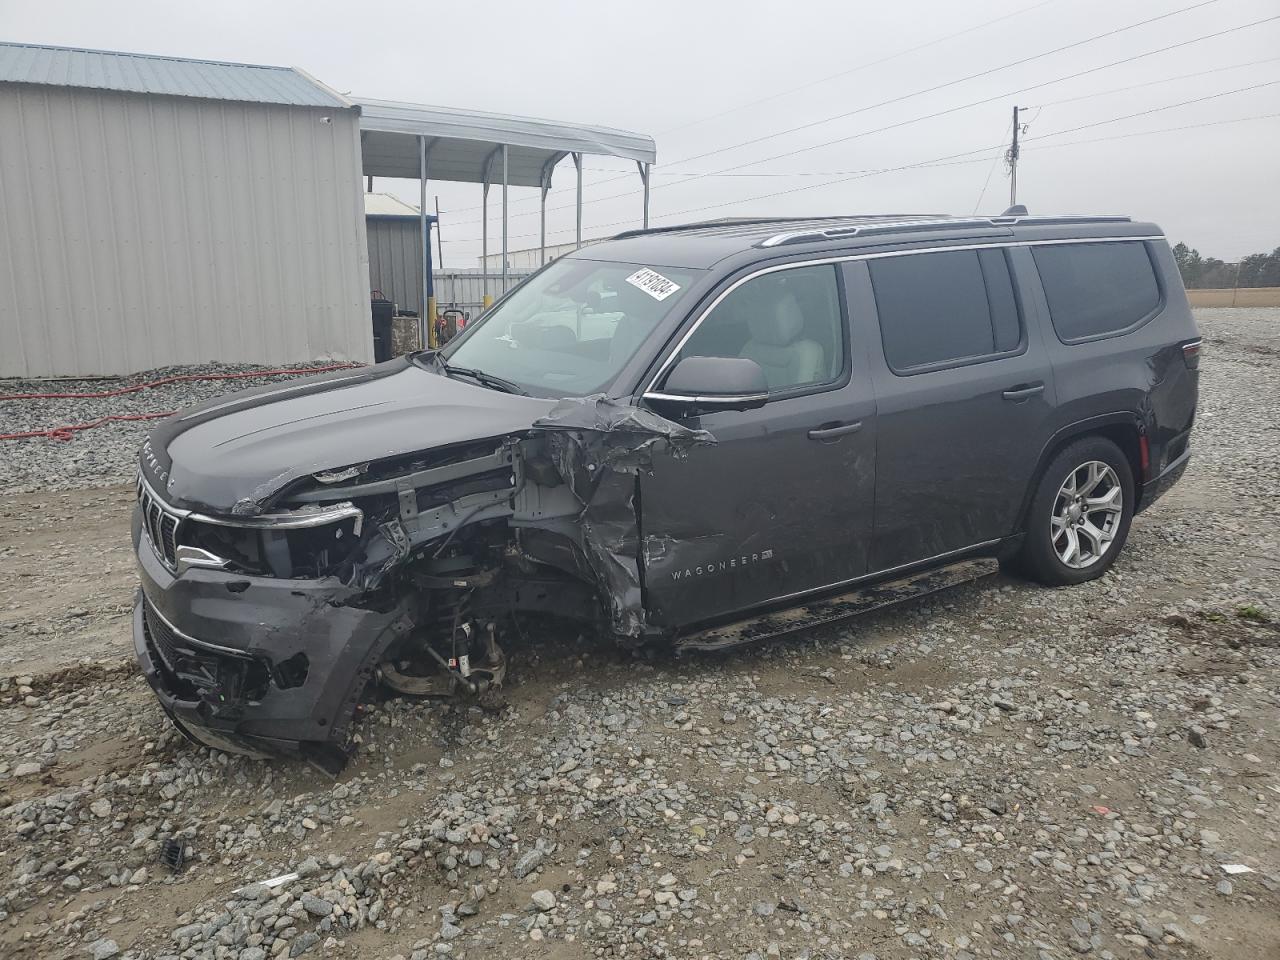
[4,0,1278,263]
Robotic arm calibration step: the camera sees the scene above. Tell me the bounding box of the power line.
[637,14,1280,192]
[624,54,1280,183]
[445,100,1279,248]
[645,83,1279,225]
[1029,77,1279,141]
[660,0,1222,172]
[437,0,1063,217]
[559,0,1226,204]
[1028,53,1280,107]
[444,13,1280,231]
[973,117,1016,214]
[1022,109,1280,151]
[656,80,1278,222]
[444,155,1006,246]
[634,54,1277,180]
[657,0,1061,135]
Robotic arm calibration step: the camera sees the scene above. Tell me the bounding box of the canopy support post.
[573,152,583,250]
[638,161,651,229]
[540,190,547,266]
[537,153,561,268]
[481,184,490,308]
[480,147,501,310]
[419,135,435,350]
[501,144,509,300]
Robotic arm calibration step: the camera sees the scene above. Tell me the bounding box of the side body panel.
[638,268,877,630]
[848,255,1058,571]
[1022,239,1199,495]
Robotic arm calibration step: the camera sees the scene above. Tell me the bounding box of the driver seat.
[738,291,825,390]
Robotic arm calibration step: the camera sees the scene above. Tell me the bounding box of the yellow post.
[427,296,438,350]
[482,294,494,310]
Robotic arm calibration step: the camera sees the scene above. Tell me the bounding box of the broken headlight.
[181,503,363,579]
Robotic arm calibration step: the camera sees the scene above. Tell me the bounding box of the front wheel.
[1013,436,1135,586]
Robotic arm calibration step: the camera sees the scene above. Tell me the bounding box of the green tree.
[1171,242,1280,288]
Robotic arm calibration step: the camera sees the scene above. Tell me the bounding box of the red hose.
[0,363,361,401]
[1,412,178,442]
[0,363,365,442]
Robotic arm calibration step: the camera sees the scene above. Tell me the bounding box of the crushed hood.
[144,358,554,513]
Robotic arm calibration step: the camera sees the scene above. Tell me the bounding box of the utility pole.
[1008,104,1021,208]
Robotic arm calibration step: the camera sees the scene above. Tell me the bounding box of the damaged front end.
[132,387,711,771]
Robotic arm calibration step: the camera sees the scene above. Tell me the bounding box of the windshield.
[440,258,700,397]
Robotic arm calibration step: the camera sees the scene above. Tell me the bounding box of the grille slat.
[161,514,180,562]
[137,476,182,568]
[143,601,185,670]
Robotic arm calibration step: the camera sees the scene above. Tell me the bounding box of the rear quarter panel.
[1021,238,1199,482]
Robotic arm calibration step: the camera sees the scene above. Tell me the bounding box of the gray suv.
[132,211,1200,768]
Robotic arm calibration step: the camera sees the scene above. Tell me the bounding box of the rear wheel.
[1013,436,1134,586]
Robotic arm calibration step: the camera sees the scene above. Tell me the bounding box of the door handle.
[808,420,863,441]
[1002,383,1045,401]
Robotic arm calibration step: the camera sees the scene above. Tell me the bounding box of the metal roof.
[355,97,656,188]
[0,41,350,109]
[363,192,432,219]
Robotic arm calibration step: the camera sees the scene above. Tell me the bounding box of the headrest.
[746,291,805,347]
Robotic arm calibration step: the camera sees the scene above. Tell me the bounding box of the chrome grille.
[137,474,183,569]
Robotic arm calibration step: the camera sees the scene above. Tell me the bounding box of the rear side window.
[1032,241,1161,342]
[869,249,1022,372]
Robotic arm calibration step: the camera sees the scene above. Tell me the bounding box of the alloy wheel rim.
[1051,460,1123,569]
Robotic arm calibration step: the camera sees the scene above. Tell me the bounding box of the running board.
[673,558,998,653]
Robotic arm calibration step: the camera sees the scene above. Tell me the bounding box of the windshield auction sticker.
[625,268,682,301]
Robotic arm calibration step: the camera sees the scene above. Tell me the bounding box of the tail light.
[1181,338,1202,370]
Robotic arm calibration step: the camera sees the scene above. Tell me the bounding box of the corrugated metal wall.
[435,270,531,314]
[0,83,371,377]
[366,217,422,316]
[479,240,598,271]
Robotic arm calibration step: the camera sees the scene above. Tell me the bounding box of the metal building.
[355,98,656,345]
[0,42,371,378]
[364,192,435,317]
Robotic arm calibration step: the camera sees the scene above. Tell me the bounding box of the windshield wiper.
[435,357,527,396]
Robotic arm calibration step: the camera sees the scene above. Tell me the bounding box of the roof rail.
[758,214,1132,248]
[609,213,940,242]
[611,217,809,241]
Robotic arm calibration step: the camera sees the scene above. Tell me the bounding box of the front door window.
[671,264,845,393]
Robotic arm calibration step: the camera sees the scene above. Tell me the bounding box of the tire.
[1013,436,1135,586]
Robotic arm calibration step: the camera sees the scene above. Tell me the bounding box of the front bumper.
[132,508,412,761]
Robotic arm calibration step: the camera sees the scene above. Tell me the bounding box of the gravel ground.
[0,308,1278,960]
[0,362,359,491]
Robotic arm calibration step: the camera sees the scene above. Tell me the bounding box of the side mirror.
[644,356,769,411]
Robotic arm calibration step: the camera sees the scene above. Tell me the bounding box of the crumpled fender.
[530,395,714,641]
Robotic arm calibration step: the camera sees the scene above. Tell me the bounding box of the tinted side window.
[1032,241,1161,342]
[675,264,845,393]
[869,249,1021,371]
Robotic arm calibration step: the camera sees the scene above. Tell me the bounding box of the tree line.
[1172,242,1280,289]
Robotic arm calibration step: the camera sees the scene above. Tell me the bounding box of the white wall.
[0,83,371,377]
[478,239,600,272]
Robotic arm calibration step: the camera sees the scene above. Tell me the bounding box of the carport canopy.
[355,97,657,346]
